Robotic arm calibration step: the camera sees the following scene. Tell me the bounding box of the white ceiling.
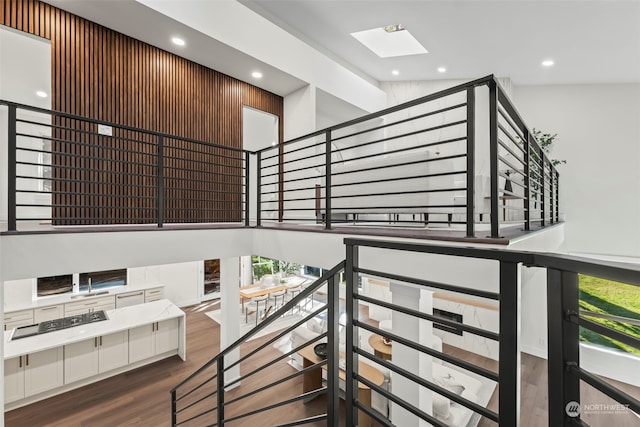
[44,0,640,97]
[242,0,640,85]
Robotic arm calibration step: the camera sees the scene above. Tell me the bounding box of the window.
[37,274,73,297]
[79,269,126,292]
[303,265,323,278]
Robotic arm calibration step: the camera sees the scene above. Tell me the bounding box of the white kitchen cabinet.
[129,318,178,363]
[115,291,145,308]
[64,295,115,316]
[4,309,34,331]
[5,347,64,403]
[64,331,129,383]
[144,287,164,303]
[34,304,64,323]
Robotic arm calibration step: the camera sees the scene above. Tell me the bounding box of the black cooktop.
[11,310,108,340]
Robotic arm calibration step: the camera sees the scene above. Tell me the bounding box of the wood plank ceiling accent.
[1,0,284,225]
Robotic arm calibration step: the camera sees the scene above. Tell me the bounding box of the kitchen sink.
[70,291,110,299]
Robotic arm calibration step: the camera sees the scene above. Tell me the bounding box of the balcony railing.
[171,239,640,426]
[256,75,560,238]
[1,100,249,231]
[2,75,559,237]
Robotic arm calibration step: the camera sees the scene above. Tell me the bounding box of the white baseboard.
[521,344,547,359]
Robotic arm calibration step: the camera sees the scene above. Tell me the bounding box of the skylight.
[350,24,427,58]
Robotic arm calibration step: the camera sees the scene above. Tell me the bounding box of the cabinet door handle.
[95,337,98,348]
[40,306,59,311]
[26,354,29,366]
[18,356,22,368]
[117,292,143,298]
[100,336,103,346]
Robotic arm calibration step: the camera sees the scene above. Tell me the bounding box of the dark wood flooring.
[5,301,639,426]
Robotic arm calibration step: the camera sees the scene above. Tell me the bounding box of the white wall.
[129,261,202,307]
[513,84,640,257]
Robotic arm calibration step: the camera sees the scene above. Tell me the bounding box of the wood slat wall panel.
[1,0,283,225]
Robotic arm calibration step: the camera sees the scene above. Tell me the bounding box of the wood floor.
[5,301,639,427]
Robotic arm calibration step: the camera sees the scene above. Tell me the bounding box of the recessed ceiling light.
[542,59,554,67]
[171,37,185,46]
[391,70,400,76]
[351,24,428,58]
[252,71,263,79]
[36,91,48,98]
[437,67,447,73]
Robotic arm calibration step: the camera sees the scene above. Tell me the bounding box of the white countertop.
[5,283,164,312]
[4,299,184,359]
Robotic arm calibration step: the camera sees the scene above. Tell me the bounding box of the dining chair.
[284,285,302,315]
[269,289,287,311]
[245,295,269,325]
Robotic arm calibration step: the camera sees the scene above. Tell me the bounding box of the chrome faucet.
[88,277,92,294]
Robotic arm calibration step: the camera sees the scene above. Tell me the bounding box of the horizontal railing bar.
[261,162,325,178]
[15,123,159,147]
[264,186,464,204]
[579,310,640,327]
[331,154,466,178]
[163,167,244,179]
[163,150,244,164]
[498,156,525,177]
[356,375,449,427]
[261,140,325,161]
[174,403,217,426]
[260,173,323,187]
[272,414,328,427]
[19,133,159,157]
[165,196,245,202]
[497,124,525,154]
[356,320,499,381]
[356,347,499,421]
[568,364,640,415]
[14,175,157,187]
[16,145,158,169]
[264,151,325,168]
[332,120,466,157]
[164,144,244,159]
[498,172,526,190]
[260,184,323,196]
[497,107,526,144]
[357,267,500,300]
[165,178,244,188]
[175,388,218,415]
[14,218,158,222]
[16,190,157,200]
[336,137,467,166]
[331,170,467,189]
[2,99,250,154]
[16,161,158,178]
[254,75,494,154]
[16,204,154,210]
[569,314,640,351]
[354,398,394,427]
[223,363,323,407]
[262,204,462,212]
[221,388,327,425]
[332,102,467,144]
[498,138,526,164]
[356,296,499,341]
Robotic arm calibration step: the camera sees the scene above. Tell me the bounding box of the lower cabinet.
[5,347,64,403]
[129,318,179,363]
[64,331,129,384]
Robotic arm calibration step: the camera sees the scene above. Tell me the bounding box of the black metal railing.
[257,75,560,238]
[171,239,639,426]
[1,100,250,231]
[170,262,345,426]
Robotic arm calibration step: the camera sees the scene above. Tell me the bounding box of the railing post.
[171,390,177,426]
[499,261,520,426]
[326,271,340,427]
[244,151,250,226]
[547,269,581,426]
[555,171,560,223]
[157,135,164,228]
[217,359,225,426]
[345,242,359,426]
[540,154,546,227]
[256,151,262,227]
[523,131,531,231]
[325,130,332,230]
[550,166,555,224]
[488,80,500,238]
[7,104,17,232]
[465,86,475,238]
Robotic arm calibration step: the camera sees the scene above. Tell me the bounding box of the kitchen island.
[4,299,185,410]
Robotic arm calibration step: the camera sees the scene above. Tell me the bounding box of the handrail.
[0,99,249,153]
[256,74,495,154]
[170,260,346,393]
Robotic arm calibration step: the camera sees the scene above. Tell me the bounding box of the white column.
[389,283,434,426]
[220,257,241,389]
